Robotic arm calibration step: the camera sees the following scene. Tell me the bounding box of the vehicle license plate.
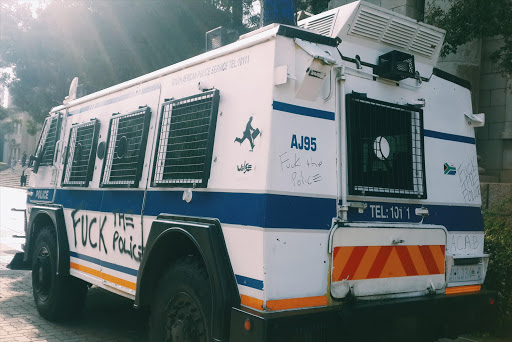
[448,264,482,282]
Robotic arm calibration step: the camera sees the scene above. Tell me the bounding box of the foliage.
[425,0,512,78]
[483,197,512,328]
[296,0,330,14]
[0,106,14,137]
[25,119,40,136]
[0,0,235,124]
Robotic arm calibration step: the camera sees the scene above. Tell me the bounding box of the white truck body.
[24,2,493,340]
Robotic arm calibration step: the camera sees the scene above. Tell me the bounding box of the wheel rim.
[34,246,52,301]
[165,292,206,342]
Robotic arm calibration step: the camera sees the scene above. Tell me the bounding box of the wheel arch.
[25,206,70,275]
[136,214,240,341]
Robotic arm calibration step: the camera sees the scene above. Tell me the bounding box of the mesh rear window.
[101,107,151,188]
[37,114,62,166]
[347,94,426,198]
[62,120,100,187]
[152,90,220,187]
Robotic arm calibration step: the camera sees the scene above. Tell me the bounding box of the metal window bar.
[62,120,99,187]
[33,117,51,163]
[101,107,151,188]
[152,90,220,187]
[39,114,62,166]
[347,94,426,198]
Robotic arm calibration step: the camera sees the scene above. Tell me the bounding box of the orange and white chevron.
[332,245,445,282]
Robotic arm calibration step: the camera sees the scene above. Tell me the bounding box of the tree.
[0,0,235,125]
[425,0,512,78]
[0,106,14,138]
[296,0,330,14]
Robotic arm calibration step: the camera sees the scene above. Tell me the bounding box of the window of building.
[152,90,220,188]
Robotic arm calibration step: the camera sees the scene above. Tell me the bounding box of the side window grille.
[62,120,100,187]
[347,94,426,198]
[100,107,151,188]
[152,90,220,187]
[38,114,62,166]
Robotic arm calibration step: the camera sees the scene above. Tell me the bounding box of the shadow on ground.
[0,268,148,342]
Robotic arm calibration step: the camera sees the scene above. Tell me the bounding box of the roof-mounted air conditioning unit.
[375,50,415,81]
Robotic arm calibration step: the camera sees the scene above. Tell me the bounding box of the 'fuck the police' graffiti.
[71,207,143,262]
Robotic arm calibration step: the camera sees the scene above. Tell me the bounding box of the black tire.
[149,256,211,342]
[32,227,88,321]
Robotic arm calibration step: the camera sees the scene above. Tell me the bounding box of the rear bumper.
[230,290,497,342]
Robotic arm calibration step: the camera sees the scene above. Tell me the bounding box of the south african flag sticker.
[444,163,456,175]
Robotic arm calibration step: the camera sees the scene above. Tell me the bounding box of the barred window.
[100,107,151,188]
[152,90,220,188]
[34,113,62,168]
[347,93,426,198]
[62,120,100,187]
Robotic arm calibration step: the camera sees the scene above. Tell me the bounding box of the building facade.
[0,85,39,164]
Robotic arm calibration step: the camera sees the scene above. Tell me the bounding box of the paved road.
[0,264,148,342]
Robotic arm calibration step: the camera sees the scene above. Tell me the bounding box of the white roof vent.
[348,5,444,58]
[298,11,337,37]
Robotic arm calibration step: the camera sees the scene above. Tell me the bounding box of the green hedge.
[484,197,512,331]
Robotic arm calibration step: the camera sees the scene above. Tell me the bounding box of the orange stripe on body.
[331,246,354,282]
[395,246,418,276]
[445,285,481,295]
[419,245,441,274]
[380,247,407,279]
[338,246,368,281]
[70,262,137,291]
[430,245,446,273]
[266,295,327,311]
[366,246,392,279]
[240,294,264,310]
[352,245,380,280]
[408,245,430,275]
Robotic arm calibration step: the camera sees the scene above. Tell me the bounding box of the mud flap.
[7,252,31,270]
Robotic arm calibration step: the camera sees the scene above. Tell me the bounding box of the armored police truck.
[22,1,495,341]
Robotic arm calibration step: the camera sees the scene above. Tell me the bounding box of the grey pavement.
[0,262,148,342]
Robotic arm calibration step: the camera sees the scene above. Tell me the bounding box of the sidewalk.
[0,264,148,342]
[0,187,26,265]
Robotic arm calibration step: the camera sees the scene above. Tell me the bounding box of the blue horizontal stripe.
[29,188,483,231]
[273,101,335,121]
[347,201,483,231]
[235,274,263,290]
[70,251,138,276]
[145,191,335,230]
[424,129,475,144]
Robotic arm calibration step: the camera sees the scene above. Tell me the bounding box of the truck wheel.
[32,227,88,321]
[149,257,211,342]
